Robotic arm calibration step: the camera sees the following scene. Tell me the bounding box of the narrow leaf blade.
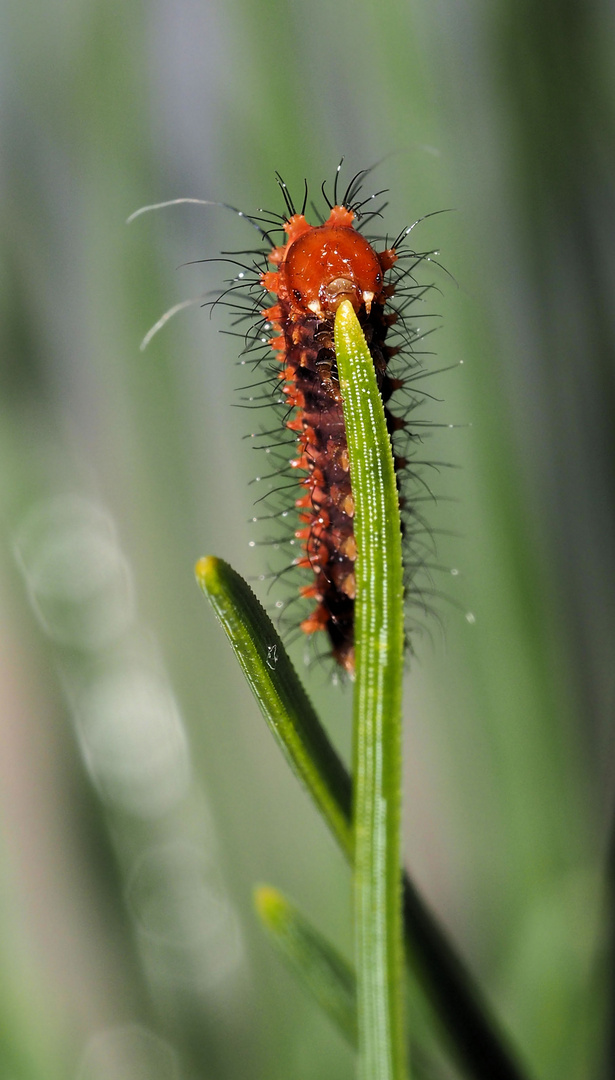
[195,556,352,858]
[335,299,406,1080]
[255,885,357,1046]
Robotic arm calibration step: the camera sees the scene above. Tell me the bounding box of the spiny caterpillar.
[228,168,446,673]
[132,166,449,673]
[258,206,397,673]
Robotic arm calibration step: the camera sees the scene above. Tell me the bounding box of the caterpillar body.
[133,168,447,673]
[229,170,444,673]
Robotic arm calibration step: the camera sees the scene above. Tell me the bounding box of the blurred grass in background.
[1,1,614,1078]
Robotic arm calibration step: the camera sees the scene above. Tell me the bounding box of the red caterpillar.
[259,202,399,672]
[133,169,445,672]
[229,169,442,674]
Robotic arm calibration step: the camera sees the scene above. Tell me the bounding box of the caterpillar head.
[263,206,396,318]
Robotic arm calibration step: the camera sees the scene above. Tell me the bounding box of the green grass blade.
[195,558,530,1080]
[334,299,407,1080]
[195,556,352,859]
[255,885,357,1046]
[254,886,440,1080]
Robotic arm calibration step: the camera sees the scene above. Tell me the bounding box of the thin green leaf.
[335,299,407,1080]
[196,559,531,1080]
[255,885,357,1046]
[195,555,352,859]
[254,886,440,1080]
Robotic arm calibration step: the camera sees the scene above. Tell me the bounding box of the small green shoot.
[255,885,357,1046]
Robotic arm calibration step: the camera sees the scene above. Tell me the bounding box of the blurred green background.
[1,1,614,1078]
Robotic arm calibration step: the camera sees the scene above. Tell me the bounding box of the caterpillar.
[132,166,448,673]
[224,167,446,674]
